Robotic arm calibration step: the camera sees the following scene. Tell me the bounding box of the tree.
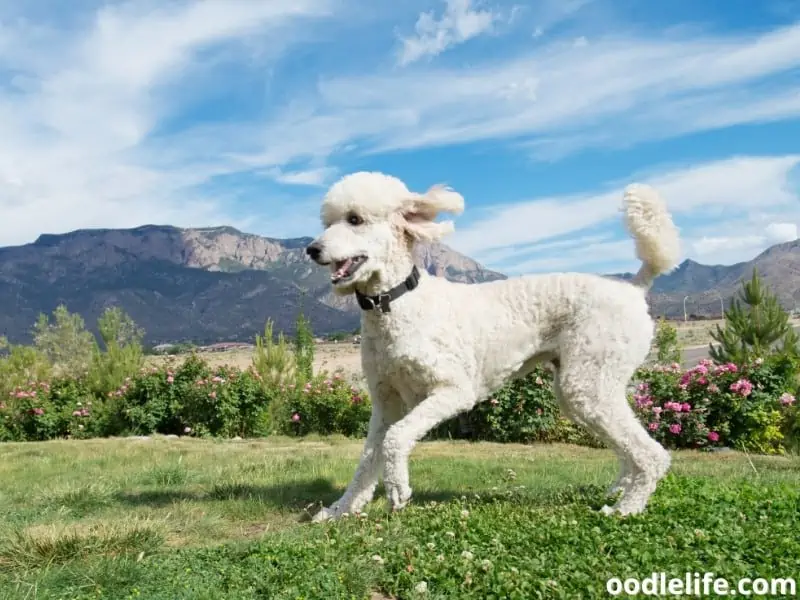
[653,318,681,364]
[32,305,96,374]
[89,307,145,393]
[252,319,297,388]
[709,268,798,364]
[293,295,315,381]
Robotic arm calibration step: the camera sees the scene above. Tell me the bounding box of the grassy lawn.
[1,437,799,599]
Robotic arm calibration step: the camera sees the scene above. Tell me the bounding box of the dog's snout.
[306,241,322,262]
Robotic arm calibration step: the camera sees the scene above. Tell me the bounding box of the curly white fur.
[306,172,681,521]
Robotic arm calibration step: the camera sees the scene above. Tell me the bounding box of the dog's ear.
[400,184,465,241]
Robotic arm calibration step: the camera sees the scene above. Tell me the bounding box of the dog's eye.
[347,213,364,226]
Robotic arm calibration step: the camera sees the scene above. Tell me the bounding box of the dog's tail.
[622,184,681,291]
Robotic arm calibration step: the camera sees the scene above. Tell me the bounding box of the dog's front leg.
[312,384,402,522]
[382,385,476,511]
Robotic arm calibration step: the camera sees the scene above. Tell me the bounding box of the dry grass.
[146,318,800,379]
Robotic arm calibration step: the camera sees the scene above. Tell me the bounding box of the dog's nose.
[306,242,322,262]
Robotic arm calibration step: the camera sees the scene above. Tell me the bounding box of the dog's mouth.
[331,255,367,284]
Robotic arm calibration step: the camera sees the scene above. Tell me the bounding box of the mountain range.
[0,225,797,345]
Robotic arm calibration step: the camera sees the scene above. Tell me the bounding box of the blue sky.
[0,0,799,276]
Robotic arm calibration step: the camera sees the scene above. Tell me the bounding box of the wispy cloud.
[448,155,800,272]
[1,0,799,278]
[0,0,333,246]
[396,0,502,66]
[263,22,800,165]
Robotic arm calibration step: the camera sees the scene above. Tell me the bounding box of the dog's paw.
[386,483,412,512]
[311,505,348,523]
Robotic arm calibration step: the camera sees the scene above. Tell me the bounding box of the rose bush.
[631,355,798,454]
[1,347,796,455]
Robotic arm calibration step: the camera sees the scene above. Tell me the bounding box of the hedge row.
[2,352,798,454]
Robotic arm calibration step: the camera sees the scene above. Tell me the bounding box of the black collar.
[355,265,421,313]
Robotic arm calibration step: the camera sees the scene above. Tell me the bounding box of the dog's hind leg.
[551,370,633,496]
[555,358,671,516]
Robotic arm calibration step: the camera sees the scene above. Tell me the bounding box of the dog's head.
[306,171,464,295]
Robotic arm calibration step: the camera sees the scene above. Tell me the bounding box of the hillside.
[0,225,797,344]
[644,239,800,318]
[0,225,505,344]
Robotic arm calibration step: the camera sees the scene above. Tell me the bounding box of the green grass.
[0,437,798,599]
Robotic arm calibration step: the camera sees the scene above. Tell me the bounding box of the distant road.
[681,325,800,367]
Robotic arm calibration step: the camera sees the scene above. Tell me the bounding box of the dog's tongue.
[333,258,353,279]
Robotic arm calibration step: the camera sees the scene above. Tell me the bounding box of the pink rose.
[669,423,682,435]
[707,431,720,442]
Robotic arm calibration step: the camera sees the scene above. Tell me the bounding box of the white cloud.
[397,0,501,66]
[689,222,799,265]
[765,222,799,243]
[258,22,800,166]
[0,0,332,246]
[264,167,338,187]
[448,155,800,272]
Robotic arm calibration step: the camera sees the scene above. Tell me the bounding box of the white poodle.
[305,171,680,520]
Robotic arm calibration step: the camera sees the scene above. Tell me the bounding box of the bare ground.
[149,318,800,377]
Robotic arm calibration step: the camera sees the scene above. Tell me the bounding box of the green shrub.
[252,319,297,389]
[293,309,315,382]
[654,317,681,364]
[274,371,371,437]
[632,355,797,454]
[87,307,145,395]
[429,367,601,447]
[121,354,272,438]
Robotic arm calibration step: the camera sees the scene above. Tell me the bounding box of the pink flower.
[72,410,82,417]
[648,422,659,431]
[291,413,301,422]
[637,383,650,392]
[535,376,544,385]
[730,378,753,397]
[184,426,192,434]
[708,431,720,442]
[536,408,543,415]
[489,398,499,406]
[167,375,174,384]
[211,376,225,383]
[681,402,692,412]
[652,407,662,416]
[669,423,682,435]
[209,391,217,399]
[707,383,720,393]
[780,393,796,406]
[31,407,44,416]
[754,357,764,366]
[352,395,362,404]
